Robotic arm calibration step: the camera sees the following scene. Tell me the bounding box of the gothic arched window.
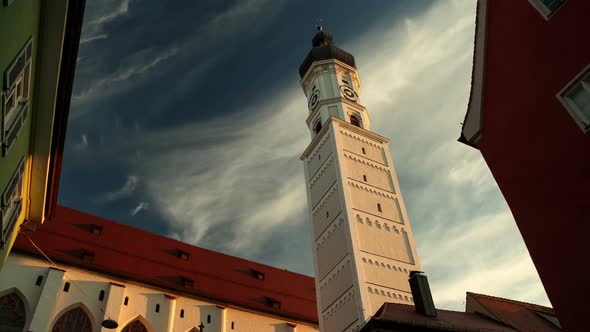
[122,320,148,332]
[52,307,91,332]
[350,115,361,127]
[314,120,322,135]
[0,292,26,331]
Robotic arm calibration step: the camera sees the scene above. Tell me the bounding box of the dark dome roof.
[299,29,356,78]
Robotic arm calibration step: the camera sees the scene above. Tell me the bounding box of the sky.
[59,0,551,311]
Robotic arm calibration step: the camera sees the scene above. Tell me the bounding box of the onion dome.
[299,26,356,78]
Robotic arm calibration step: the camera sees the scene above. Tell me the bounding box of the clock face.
[308,90,320,110]
[340,85,358,102]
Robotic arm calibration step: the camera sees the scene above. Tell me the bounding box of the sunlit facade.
[0,0,84,269]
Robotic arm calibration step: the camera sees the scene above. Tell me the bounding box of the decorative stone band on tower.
[299,28,422,332]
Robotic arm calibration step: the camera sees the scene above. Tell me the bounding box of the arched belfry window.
[314,120,322,135]
[122,320,148,332]
[0,292,26,330]
[350,115,361,127]
[52,307,92,332]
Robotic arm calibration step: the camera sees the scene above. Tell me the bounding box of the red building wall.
[477,1,590,331]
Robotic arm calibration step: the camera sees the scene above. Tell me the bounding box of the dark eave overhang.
[458,0,489,150]
[44,0,86,221]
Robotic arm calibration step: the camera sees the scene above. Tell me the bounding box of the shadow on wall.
[195,304,218,330]
[271,323,294,332]
[140,292,168,330]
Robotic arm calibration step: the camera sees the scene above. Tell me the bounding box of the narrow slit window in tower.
[377,203,382,212]
[314,120,322,134]
[362,147,366,154]
[98,290,105,301]
[63,282,70,292]
[180,309,184,318]
[124,297,129,305]
[363,175,367,182]
[35,275,43,286]
[155,304,160,313]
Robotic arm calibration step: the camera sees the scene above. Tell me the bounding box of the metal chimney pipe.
[408,271,437,317]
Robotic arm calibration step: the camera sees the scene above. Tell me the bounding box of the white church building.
[0,206,319,332]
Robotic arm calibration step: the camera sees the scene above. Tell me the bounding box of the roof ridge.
[467,292,554,313]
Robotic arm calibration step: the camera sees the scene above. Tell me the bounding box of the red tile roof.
[361,302,517,332]
[467,292,561,332]
[14,206,318,324]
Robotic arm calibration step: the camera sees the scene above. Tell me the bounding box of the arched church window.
[52,307,91,332]
[350,115,361,127]
[314,120,322,134]
[0,292,26,331]
[121,320,148,332]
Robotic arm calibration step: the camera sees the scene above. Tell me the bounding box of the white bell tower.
[299,27,422,332]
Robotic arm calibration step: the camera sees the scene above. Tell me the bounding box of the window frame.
[527,0,565,20]
[556,63,590,133]
[0,157,25,247]
[2,38,33,157]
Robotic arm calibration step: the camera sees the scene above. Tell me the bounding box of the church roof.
[13,206,318,325]
[466,292,561,331]
[299,28,356,78]
[360,302,517,332]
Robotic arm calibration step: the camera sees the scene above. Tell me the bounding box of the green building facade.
[0,0,85,268]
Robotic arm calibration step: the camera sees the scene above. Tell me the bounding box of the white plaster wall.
[311,186,342,240]
[318,258,354,311]
[225,307,317,332]
[341,155,393,193]
[0,254,319,332]
[366,287,413,316]
[338,131,386,165]
[306,133,333,178]
[309,157,337,206]
[359,257,413,295]
[353,213,411,264]
[315,218,348,280]
[321,289,358,332]
[347,185,403,224]
[0,255,46,313]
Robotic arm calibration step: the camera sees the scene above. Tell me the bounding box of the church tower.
[299,28,422,332]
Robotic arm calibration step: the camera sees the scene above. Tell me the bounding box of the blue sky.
[59,0,550,310]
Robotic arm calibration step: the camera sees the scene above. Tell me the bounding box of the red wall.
[477,1,590,331]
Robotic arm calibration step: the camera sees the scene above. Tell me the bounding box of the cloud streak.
[71,134,89,152]
[99,175,140,203]
[130,201,149,216]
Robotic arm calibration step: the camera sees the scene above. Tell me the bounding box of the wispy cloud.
[130,201,149,216]
[81,0,130,39]
[80,33,109,44]
[71,46,179,109]
[72,134,89,152]
[134,88,309,259]
[87,0,130,26]
[99,175,140,203]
